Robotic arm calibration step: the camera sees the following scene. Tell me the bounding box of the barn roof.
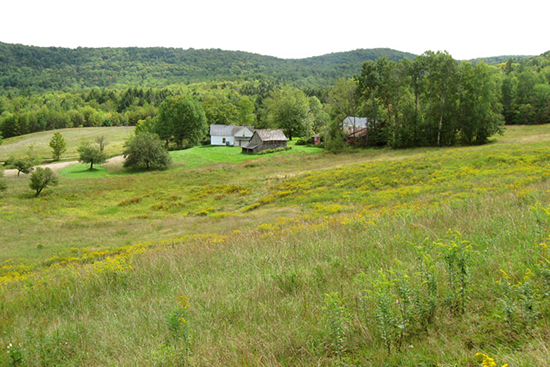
[254,129,287,141]
[343,116,368,129]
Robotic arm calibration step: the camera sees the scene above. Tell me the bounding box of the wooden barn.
[242,129,287,154]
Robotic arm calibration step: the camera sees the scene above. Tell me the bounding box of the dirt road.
[3,156,124,177]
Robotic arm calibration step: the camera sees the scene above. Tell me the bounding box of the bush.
[295,137,307,146]
[123,133,171,170]
[257,147,292,155]
[29,167,58,196]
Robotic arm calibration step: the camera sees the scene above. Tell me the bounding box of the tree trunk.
[438,112,443,147]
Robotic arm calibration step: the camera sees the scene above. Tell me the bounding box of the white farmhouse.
[210,125,254,146]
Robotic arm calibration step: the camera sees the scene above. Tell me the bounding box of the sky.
[2,0,548,60]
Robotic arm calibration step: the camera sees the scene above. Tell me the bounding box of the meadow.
[0,127,135,162]
[0,125,549,366]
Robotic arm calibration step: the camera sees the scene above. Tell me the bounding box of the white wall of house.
[211,135,235,146]
[233,127,254,146]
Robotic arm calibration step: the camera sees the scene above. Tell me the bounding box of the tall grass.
[0,125,549,366]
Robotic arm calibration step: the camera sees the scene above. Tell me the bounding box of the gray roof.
[210,124,254,136]
[254,129,287,141]
[343,116,368,129]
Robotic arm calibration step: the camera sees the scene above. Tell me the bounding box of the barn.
[242,129,287,154]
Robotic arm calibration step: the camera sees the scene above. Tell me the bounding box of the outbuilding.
[242,129,287,154]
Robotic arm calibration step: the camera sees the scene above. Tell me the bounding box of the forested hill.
[0,42,415,92]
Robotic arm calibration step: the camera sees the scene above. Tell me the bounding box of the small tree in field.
[5,145,41,177]
[123,133,171,170]
[6,156,34,177]
[78,141,107,170]
[95,135,109,152]
[0,169,7,192]
[49,132,66,161]
[29,167,58,196]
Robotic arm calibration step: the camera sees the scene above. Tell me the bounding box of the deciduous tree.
[29,167,58,196]
[263,86,309,140]
[156,95,207,150]
[123,132,171,170]
[6,157,34,177]
[78,141,107,170]
[49,132,66,161]
[95,135,109,152]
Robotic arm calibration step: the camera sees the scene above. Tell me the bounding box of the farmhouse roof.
[255,129,287,141]
[210,124,254,136]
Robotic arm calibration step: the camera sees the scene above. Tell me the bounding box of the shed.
[242,129,287,154]
[312,134,321,145]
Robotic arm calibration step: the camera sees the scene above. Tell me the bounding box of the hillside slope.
[0,125,549,365]
[0,43,415,91]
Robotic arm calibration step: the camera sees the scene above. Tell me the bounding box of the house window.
[222,138,226,144]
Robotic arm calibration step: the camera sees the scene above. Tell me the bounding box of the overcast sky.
[2,0,548,60]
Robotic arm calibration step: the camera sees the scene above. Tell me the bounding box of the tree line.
[0,43,416,93]
[1,51,549,153]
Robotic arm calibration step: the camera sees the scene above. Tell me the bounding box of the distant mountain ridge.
[0,42,534,93]
[0,43,416,92]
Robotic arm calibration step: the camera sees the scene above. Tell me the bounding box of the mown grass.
[0,125,549,366]
[0,126,135,162]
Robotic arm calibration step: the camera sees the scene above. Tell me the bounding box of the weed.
[323,292,349,356]
[436,230,473,315]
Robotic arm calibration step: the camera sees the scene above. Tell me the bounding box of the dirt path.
[3,155,124,177]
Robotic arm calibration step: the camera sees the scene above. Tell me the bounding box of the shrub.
[29,167,58,196]
[257,147,292,155]
[123,133,171,170]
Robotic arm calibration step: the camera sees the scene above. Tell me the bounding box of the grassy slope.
[0,126,135,162]
[1,125,550,366]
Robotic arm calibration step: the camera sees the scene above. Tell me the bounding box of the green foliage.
[256,146,292,155]
[354,52,505,149]
[294,137,307,145]
[156,95,207,149]
[122,132,171,170]
[436,231,473,315]
[5,156,34,177]
[29,167,58,196]
[134,116,158,136]
[94,135,109,152]
[499,54,550,125]
[0,43,415,93]
[5,145,40,177]
[0,169,7,192]
[263,86,309,140]
[0,125,548,364]
[77,141,107,170]
[325,118,345,153]
[323,293,349,356]
[49,132,66,161]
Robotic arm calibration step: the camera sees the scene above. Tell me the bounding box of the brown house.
[242,129,287,154]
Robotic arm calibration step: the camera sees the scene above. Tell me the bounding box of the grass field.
[1,125,549,366]
[0,126,135,162]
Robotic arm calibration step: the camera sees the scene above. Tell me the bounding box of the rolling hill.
[0,43,415,92]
